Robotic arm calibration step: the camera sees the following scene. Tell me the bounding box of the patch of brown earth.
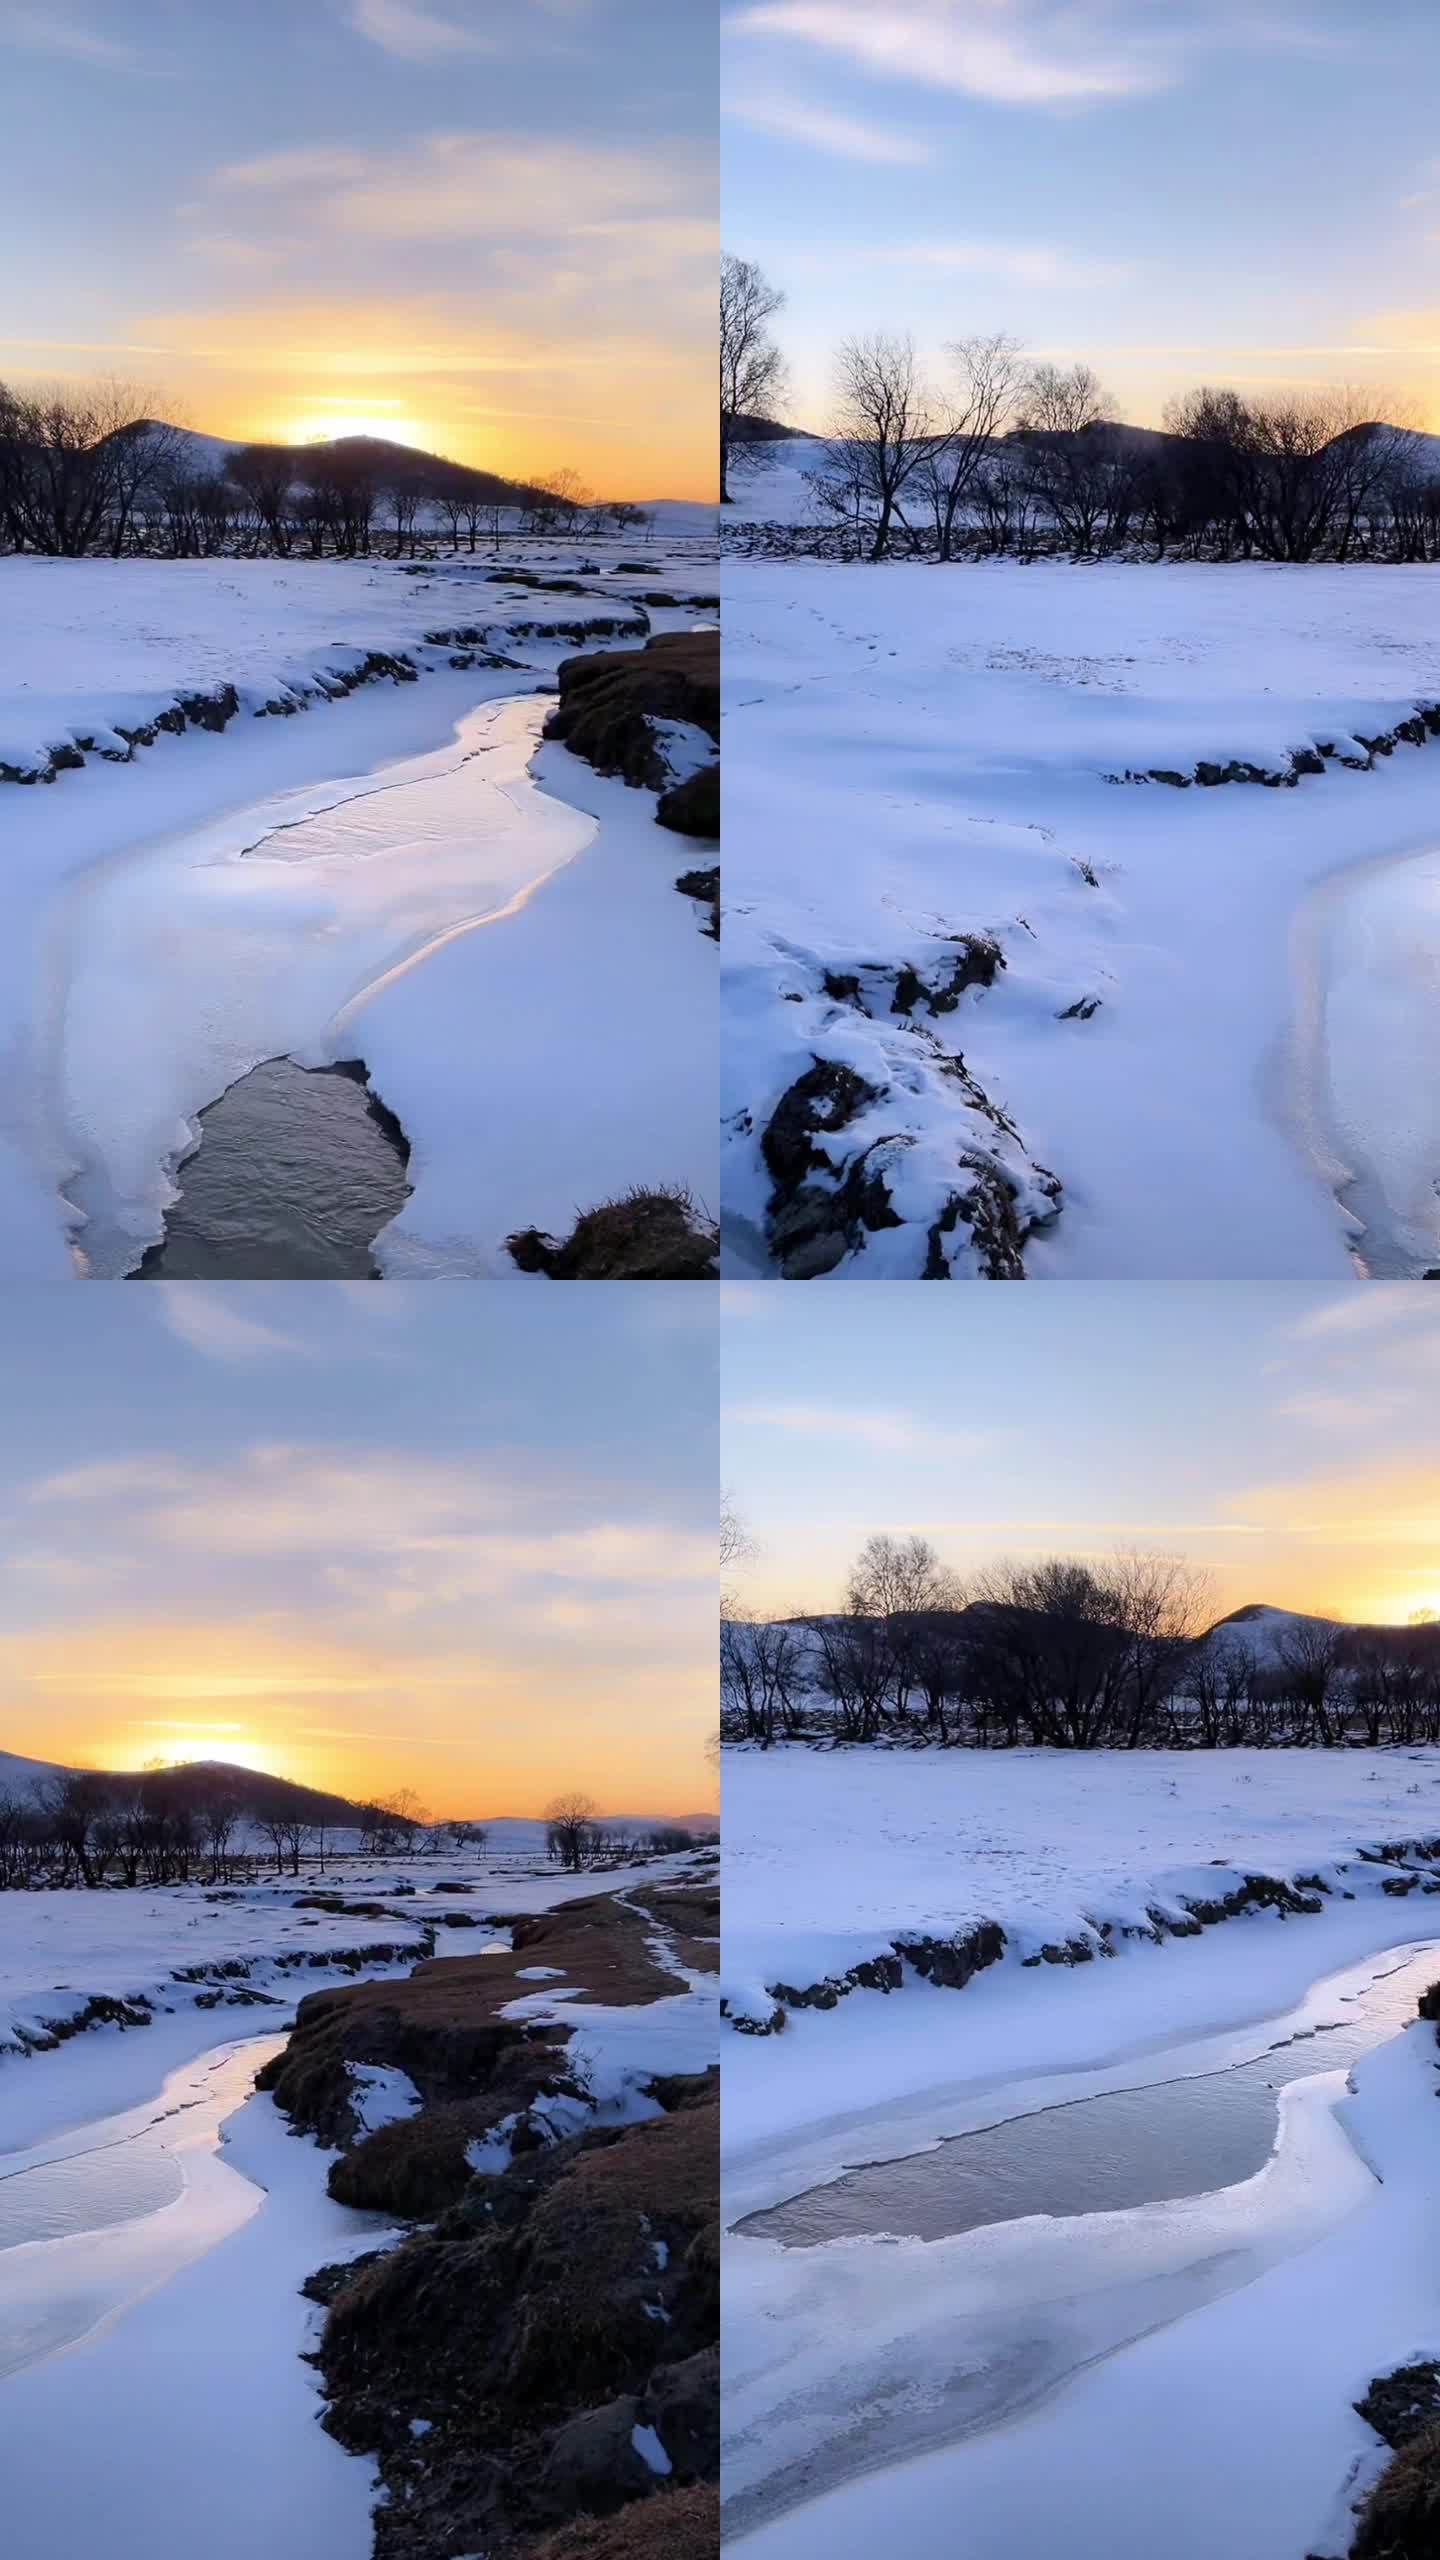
[314,2078,718,2560]
[622,1884,720,1976]
[526,2481,718,2560]
[1351,2419,1440,2557]
[505,1190,718,1281]
[257,1892,689,2162]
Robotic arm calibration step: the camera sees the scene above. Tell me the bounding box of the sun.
[110,1729,288,1778]
[295,410,432,448]
[156,1734,277,1772]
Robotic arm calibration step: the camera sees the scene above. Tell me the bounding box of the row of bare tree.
[0,1770,449,1890]
[0,1767,703,1891]
[721,258,1440,563]
[722,1532,1440,1751]
[0,378,649,559]
[542,1791,698,1872]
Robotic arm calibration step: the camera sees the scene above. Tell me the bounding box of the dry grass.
[524,2483,718,2560]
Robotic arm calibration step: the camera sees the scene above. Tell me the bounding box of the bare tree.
[846,1531,953,1620]
[720,253,787,505]
[0,376,176,557]
[545,1792,601,1872]
[917,333,1026,561]
[830,332,934,561]
[196,1781,245,1883]
[227,443,296,554]
[1273,1618,1346,1745]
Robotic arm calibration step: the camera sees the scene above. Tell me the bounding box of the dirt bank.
[261,1882,719,2556]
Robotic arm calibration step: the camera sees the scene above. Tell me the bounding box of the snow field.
[721,561,1440,1278]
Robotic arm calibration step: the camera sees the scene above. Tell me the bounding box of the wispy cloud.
[1271,1391,1395,1431]
[32,1458,195,1504]
[0,5,141,67]
[212,131,703,249]
[155,1284,309,1365]
[727,92,931,162]
[729,1,1176,107]
[25,1443,713,1598]
[858,235,1134,285]
[727,1399,990,1457]
[345,0,500,58]
[219,146,375,191]
[346,0,595,59]
[1290,1292,1440,1342]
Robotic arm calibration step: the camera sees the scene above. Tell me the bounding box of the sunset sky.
[0,1286,716,1815]
[0,0,715,498]
[723,0,1440,432]
[723,1283,1440,1627]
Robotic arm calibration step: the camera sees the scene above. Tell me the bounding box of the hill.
[0,1746,716,1836]
[724,415,1438,530]
[144,421,536,509]
[143,422,714,528]
[728,413,811,443]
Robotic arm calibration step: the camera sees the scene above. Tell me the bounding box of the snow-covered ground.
[0,2048,390,2560]
[724,1745,1440,2007]
[0,545,717,1274]
[721,561,1440,1278]
[0,1845,706,2131]
[722,1748,1440,2556]
[0,548,710,780]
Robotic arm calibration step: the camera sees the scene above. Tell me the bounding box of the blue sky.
[0,1284,716,1813]
[0,0,716,493]
[723,1282,1440,1625]
[722,0,1440,429]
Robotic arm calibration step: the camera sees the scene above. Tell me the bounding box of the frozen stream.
[0,2022,390,2560]
[45,689,592,1275]
[1288,833,1440,1275]
[724,1940,1440,2543]
[742,1940,1440,2247]
[0,2032,286,2381]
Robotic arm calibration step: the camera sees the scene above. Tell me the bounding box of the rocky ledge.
[261,1885,719,2559]
[541,631,720,930]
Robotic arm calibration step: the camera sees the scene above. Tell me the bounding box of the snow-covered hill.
[0,1745,715,1841]
[0,1747,66,1795]
[725,434,833,524]
[144,422,715,536]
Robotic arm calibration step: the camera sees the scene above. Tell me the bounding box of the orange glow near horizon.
[1,1619,715,1818]
[122,296,718,501]
[739,1550,1440,1635]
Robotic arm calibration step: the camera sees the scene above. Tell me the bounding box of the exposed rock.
[674,866,719,938]
[757,1029,1060,1282]
[542,631,718,791]
[1356,2362,1440,2453]
[656,762,718,840]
